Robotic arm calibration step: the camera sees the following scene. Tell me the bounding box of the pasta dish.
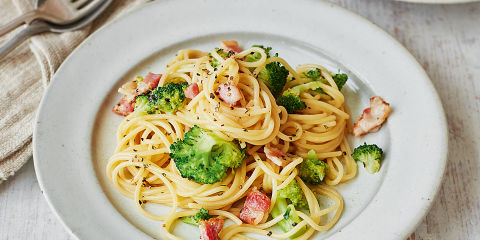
[106,41,389,240]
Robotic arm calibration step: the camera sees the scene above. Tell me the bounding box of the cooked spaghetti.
[106,41,357,240]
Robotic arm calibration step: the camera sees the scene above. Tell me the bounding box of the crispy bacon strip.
[221,40,243,53]
[216,81,244,107]
[199,218,224,240]
[239,188,271,225]
[353,96,391,137]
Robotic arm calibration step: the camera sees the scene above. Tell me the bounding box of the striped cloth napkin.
[0,0,150,183]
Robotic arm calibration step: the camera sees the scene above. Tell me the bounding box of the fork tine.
[76,0,105,14]
[72,0,90,9]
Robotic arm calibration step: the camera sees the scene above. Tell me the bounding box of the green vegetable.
[257,62,289,97]
[134,95,156,115]
[277,94,306,114]
[276,81,322,114]
[278,180,308,208]
[169,126,246,184]
[303,69,349,92]
[298,150,328,185]
[332,73,348,90]
[245,45,272,62]
[181,208,212,226]
[351,143,383,174]
[303,68,324,82]
[270,180,307,239]
[209,48,232,67]
[303,68,326,94]
[252,45,272,57]
[303,68,329,94]
[134,82,189,116]
[135,76,144,82]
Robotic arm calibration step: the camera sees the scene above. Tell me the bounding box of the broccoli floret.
[135,82,188,115]
[133,82,188,115]
[257,62,289,97]
[303,68,324,82]
[303,69,349,92]
[271,180,307,239]
[276,82,322,114]
[181,208,212,226]
[303,68,328,94]
[277,94,306,114]
[245,45,272,62]
[298,150,328,185]
[150,82,188,113]
[332,73,348,90]
[134,95,156,116]
[169,126,245,184]
[209,48,233,67]
[351,143,383,174]
[278,180,308,208]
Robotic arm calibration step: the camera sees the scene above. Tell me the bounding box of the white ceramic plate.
[397,0,479,4]
[398,0,479,3]
[33,0,448,239]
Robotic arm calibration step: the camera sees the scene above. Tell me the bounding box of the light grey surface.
[0,160,75,240]
[32,0,447,239]
[0,0,479,240]
[335,1,480,240]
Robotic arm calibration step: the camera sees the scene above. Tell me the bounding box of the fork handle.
[0,10,39,38]
[0,21,50,59]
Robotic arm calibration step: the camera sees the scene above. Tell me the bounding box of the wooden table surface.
[1,0,479,239]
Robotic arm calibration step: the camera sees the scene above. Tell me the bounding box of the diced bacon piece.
[216,81,244,106]
[221,40,243,53]
[239,188,271,225]
[112,96,134,116]
[353,96,391,137]
[136,73,162,96]
[199,218,224,240]
[185,83,200,99]
[143,72,162,89]
[264,146,291,166]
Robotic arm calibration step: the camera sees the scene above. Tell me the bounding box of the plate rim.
[397,0,479,3]
[33,0,448,239]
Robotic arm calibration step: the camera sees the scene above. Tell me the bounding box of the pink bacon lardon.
[353,96,391,137]
[199,218,224,240]
[112,72,162,116]
[216,81,244,107]
[220,40,243,53]
[112,96,134,116]
[239,188,271,225]
[136,72,161,95]
[185,83,200,99]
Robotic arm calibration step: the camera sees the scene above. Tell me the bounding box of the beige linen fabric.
[0,0,149,183]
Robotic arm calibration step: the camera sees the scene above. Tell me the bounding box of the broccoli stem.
[270,198,306,239]
[182,217,199,226]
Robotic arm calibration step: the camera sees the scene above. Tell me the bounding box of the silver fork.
[0,0,106,37]
[0,0,112,59]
